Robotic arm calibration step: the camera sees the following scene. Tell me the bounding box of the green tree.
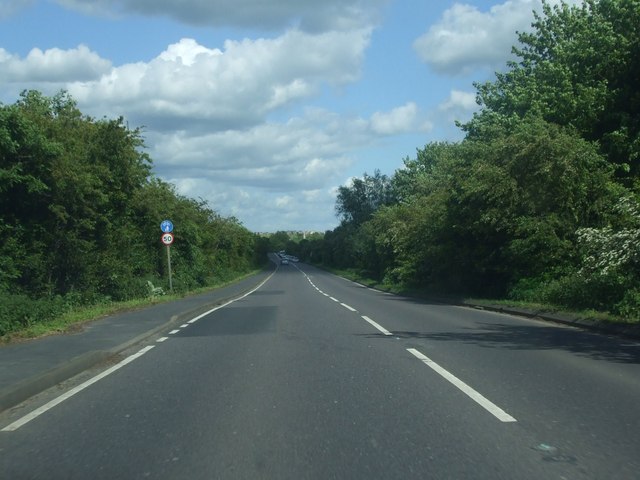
[335,169,394,226]
[572,195,640,316]
[466,0,640,179]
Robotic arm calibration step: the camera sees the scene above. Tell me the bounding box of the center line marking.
[407,348,517,423]
[362,315,392,336]
[340,303,357,312]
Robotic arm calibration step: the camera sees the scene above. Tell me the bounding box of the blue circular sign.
[160,220,174,233]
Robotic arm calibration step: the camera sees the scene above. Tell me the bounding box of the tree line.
[0,90,265,335]
[303,0,640,319]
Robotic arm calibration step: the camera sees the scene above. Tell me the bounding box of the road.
[1,262,639,479]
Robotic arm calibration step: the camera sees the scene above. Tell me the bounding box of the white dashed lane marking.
[408,348,517,423]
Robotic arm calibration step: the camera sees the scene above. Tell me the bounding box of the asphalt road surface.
[1,262,639,479]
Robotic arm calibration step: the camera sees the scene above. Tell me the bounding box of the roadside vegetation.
[292,0,640,323]
[0,91,268,339]
[2,0,638,340]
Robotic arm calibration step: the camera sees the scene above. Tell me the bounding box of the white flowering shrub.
[577,196,640,276]
[575,195,640,318]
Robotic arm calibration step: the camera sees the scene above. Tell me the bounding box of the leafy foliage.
[466,0,640,179]
[0,90,261,335]
[307,0,639,320]
[335,169,394,226]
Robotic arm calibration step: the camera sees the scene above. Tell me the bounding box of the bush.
[508,269,639,321]
[0,293,68,336]
[614,289,640,320]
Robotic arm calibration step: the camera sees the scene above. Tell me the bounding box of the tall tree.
[465,0,640,180]
[335,169,393,226]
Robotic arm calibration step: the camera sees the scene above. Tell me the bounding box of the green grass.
[465,298,633,324]
[317,265,637,326]
[9,296,174,341]
[1,269,263,344]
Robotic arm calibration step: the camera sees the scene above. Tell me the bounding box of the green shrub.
[614,289,640,320]
[0,293,68,336]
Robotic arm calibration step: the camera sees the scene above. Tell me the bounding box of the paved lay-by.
[0,267,275,413]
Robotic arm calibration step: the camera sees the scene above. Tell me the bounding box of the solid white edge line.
[184,269,275,325]
[407,348,517,423]
[340,303,357,312]
[329,296,339,302]
[2,273,278,433]
[2,346,156,432]
[362,315,392,336]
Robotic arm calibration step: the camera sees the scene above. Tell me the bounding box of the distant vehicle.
[290,256,299,262]
[281,258,289,265]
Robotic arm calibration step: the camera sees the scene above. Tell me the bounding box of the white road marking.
[299,269,516,423]
[179,324,189,328]
[169,329,180,334]
[362,315,392,336]
[182,271,275,325]
[2,346,156,432]
[407,348,517,423]
[2,272,278,433]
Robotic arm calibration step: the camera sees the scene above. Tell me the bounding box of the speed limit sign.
[161,232,174,245]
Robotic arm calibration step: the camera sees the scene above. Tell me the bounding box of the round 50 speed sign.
[161,233,174,245]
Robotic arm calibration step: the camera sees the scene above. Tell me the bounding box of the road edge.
[0,266,277,413]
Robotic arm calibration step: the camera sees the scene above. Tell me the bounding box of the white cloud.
[0,45,112,83]
[168,176,339,232]
[439,89,477,112]
[0,0,33,19]
[144,99,427,231]
[436,89,478,126]
[0,2,431,232]
[68,30,371,131]
[413,0,584,76]
[55,0,387,32]
[275,195,293,208]
[158,38,221,66]
[414,0,542,76]
[370,102,420,135]
[148,112,359,191]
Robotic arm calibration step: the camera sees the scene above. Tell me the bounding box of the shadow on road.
[364,322,640,364]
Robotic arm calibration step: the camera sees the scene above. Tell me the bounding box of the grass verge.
[318,265,637,326]
[1,269,263,344]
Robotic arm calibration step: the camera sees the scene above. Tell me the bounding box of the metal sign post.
[160,220,174,292]
[166,244,173,292]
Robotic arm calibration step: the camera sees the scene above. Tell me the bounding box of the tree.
[573,194,640,317]
[335,169,394,226]
[465,0,640,179]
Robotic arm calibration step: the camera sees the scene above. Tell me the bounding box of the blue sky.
[0,0,564,232]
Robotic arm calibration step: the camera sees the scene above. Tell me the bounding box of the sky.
[0,0,566,233]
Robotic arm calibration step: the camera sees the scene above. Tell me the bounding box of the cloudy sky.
[0,0,560,232]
